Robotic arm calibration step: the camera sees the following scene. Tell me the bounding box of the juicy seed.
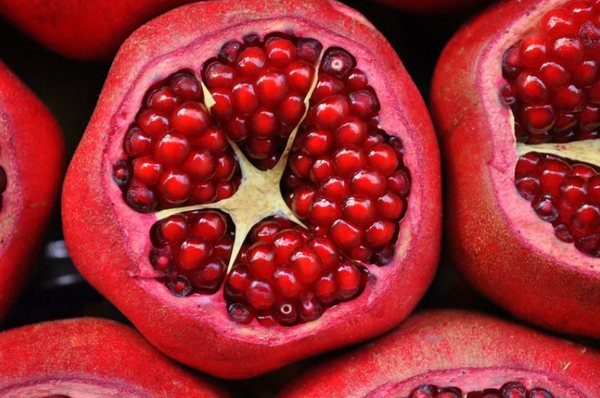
[516,152,600,256]
[409,383,552,398]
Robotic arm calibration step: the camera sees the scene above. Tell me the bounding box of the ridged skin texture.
[0,0,195,61]
[0,318,228,397]
[62,0,441,379]
[277,310,600,398]
[0,60,64,323]
[376,0,492,13]
[430,0,600,339]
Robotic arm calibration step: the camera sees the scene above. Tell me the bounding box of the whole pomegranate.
[0,318,228,397]
[0,0,198,61]
[277,310,600,398]
[376,0,492,13]
[431,0,600,339]
[62,0,441,379]
[0,60,64,322]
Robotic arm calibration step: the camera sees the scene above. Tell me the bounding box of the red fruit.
[276,311,600,398]
[0,0,204,61]
[431,0,600,339]
[63,0,441,378]
[0,318,226,397]
[0,61,64,322]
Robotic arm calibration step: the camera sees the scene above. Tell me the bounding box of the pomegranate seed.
[291,186,317,220]
[290,245,323,284]
[309,157,335,182]
[365,219,396,247]
[321,47,356,79]
[161,214,188,241]
[272,229,304,263]
[342,196,377,227]
[330,219,363,249]
[232,81,259,116]
[312,95,349,130]
[541,8,578,38]
[313,272,337,303]
[273,264,303,297]
[190,211,227,242]
[203,60,235,88]
[214,152,236,181]
[191,181,218,204]
[168,275,192,297]
[334,117,367,146]
[500,382,527,398]
[312,73,346,102]
[285,60,314,93]
[309,196,342,226]
[296,38,322,63]
[171,73,201,101]
[335,262,361,300]
[126,183,157,213]
[158,168,191,204]
[193,257,225,292]
[377,192,404,219]
[519,32,549,68]
[246,279,275,310]
[210,88,234,119]
[539,61,568,89]
[255,68,290,106]
[154,132,190,165]
[368,144,399,176]
[137,109,169,137]
[297,292,324,322]
[351,169,387,197]
[236,46,266,76]
[278,94,305,126]
[345,69,368,91]
[150,246,173,274]
[246,241,278,279]
[348,89,379,118]
[515,171,541,201]
[533,193,560,222]
[182,149,217,182]
[275,300,298,324]
[308,236,340,271]
[124,127,152,157]
[320,175,349,201]
[112,160,130,188]
[227,302,254,324]
[333,147,367,177]
[178,236,212,271]
[303,129,333,157]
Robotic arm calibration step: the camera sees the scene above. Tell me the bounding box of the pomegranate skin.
[277,310,600,398]
[430,0,600,339]
[0,60,64,322]
[376,0,492,13]
[62,0,441,379]
[0,318,228,397]
[0,0,197,61]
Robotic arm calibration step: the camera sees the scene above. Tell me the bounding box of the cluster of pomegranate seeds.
[112,71,241,212]
[409,382,553,398]
[224,216,367,326]
[202,33,322,170]
[149,210,233,296]
[114,32,411,326]
[283,47,410,265]
[516,152,600,256]
[501,0,600,143]
[502,1,600,257]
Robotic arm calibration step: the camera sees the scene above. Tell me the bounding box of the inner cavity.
[409,382,554,398]
[501,0,600,257]
[113,32,412,327]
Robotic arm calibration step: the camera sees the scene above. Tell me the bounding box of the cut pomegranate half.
[0,60,64,322]
[276,310,600,398]
[63,0,441,378]
[0,318,228,397]
[431,0,600,339]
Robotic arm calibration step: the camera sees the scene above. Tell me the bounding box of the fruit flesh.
[63,0,440,377]
[276,311,600,398]
[0,318,227,398]
[113,33,411,327]
[500,0,600,257]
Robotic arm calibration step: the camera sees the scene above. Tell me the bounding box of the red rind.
[276,310,600,398]
[62,0,441,378]
[0,60,64,322]
[0,0,195,61]
[375,0,492,13]
[0,318,228,397]
[430,0,600,339]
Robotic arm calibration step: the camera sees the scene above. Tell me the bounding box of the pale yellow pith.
[513,115,600,167]
[156,56,322,272]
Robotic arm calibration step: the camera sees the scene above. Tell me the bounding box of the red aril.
[276,311,600,398]
[431,0,600,339]
[63,0,441,378]
[0,60,64,323]
[0,318,227,397]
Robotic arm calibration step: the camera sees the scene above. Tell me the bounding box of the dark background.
[0,1,593,397]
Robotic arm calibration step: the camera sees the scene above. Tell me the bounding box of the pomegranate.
[375,0,492,13]
[62,0,441,378]
[431,0,600,339]
[0,0,200,61]
[0,318,228,397]
[276,310,600,398]
[0,60,64,322]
